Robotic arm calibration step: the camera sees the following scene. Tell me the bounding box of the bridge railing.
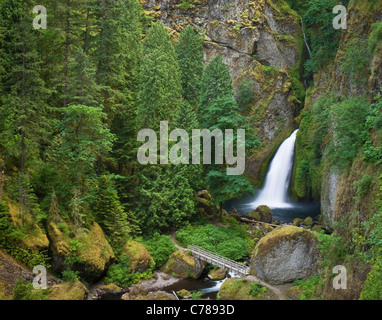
[187,245,250,277]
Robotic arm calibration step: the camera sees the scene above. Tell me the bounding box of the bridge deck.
[187,245,250,277]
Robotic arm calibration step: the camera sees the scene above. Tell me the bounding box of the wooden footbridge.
[187,245,250,277]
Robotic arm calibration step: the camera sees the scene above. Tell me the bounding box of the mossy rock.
[7,202,49,251]
[253,205,273,223]
[249,210,261,221]
[218,278,275,300]
[102,283,121,294]
[208,268,228,280]
[47,220,115,283]
[311,225,323,232]
[292,218,303,227]
[303,217,313,228]
[48,280,88,300]
[251,226,320,285]
[122,240,154,273]
[161,250,206,279]
[177,289,191,298]
[147,291,177,300]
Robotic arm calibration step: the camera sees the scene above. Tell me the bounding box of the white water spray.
[250,129,299,209]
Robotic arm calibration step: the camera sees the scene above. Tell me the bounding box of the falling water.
[250,129,299,209]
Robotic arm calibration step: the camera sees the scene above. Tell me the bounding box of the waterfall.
[250,129,299,209]
[300,18,312,59]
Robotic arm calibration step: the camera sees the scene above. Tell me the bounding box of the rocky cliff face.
[292,0,382,300]
[142,0,304,183]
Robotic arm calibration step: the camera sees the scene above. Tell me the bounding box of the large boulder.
[121,240,154,273]
[48,280,88,300]
[251,226,320,285]
[47,220,115,283]
[7,202,49,251]
[161,250,206,279]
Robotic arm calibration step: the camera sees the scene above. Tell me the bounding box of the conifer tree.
[198,55,234,117]
[173,102,204,191]
[0,0,51,224]
[197,57,260,213]
[66,47,98,107]
[175,25,204,106]
[137,22,182,131]
[94,176,132,248]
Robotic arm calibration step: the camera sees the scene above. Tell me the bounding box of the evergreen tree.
[66,47,98,107]
[175,25,204,106]
[198,55,233,118]
[94,176,132,248]
[0,0,51,224]
[135,165,195,234]
[173,102,204,191]
[137,22,182,131]
[58,105,115,199]
[197,57,260,212]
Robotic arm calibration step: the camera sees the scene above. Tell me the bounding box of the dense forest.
[0,0,381,301]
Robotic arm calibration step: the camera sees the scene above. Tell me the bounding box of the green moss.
[218,278,275,300]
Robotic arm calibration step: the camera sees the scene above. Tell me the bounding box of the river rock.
[161,250,206,279]
[48,280,88,300]
[251,205,273,223]
[47,220,115,283]
[208,268,228,280]
[122,240,154,273]
[250,225,320,285]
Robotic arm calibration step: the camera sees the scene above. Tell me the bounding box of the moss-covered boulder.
[161,250,206,279]
[252,205,273,223]
[303,216,314,228]
[122,240,154,273]
[147,291,177,300]
[48,280,88,300]
[218,278,275,300]
[8,202,49,251]
[47,220,115,282]
[249,210,261,221]
[251,226,320,285]
[176,289,191,298]
[208,268,227,280]
[292,218,303,227]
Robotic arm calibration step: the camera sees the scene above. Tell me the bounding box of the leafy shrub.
[142,232,177,268]
[353,175,372,197]
[175,222,253,260]
[104,255,152,287]
[249,282,268,297]
[368,21,382,54]
[330,97,370,167]
[12,277,49,300]
[339,38,371,86]
[61,269,79,282]
[191,290,203,300]
[292,275,322,300]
